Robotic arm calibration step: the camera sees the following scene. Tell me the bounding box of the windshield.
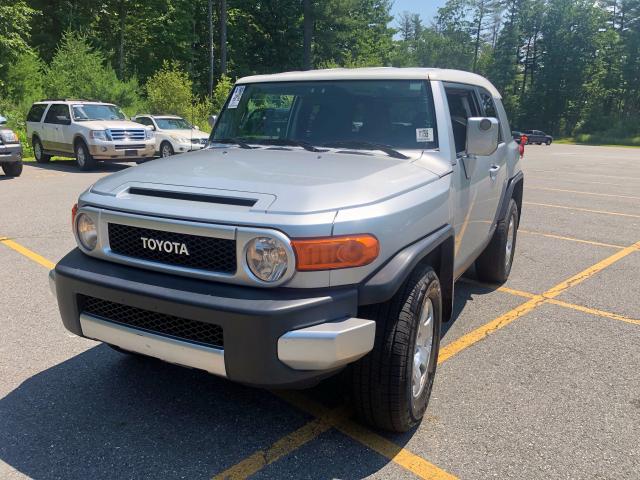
[212,80,438,150]
[72,104,125,121]
[156,117,192,130]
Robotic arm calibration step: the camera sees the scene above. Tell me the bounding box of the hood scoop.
[128,187,257,207]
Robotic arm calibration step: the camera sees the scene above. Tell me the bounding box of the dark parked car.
[522,129,553,145]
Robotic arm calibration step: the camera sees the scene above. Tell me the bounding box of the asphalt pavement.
[1,145,639,479]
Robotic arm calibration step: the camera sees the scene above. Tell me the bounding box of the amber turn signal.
[292,234,379,271]
[71,203,78,229]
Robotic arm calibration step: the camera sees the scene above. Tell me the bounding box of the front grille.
[115,144,145,150]
[107,128,146,141]
[82,296,224,348]
[108,223,236,273]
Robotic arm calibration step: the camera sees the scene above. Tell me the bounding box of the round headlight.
[246,236,289,283]
[76,213,97,251]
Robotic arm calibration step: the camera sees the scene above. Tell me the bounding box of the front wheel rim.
[34,142,41,159]
[77,146,86,166]
[412,298,434,399]
[162,145,171,157]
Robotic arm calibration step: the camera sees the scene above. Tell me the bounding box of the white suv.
[26,100,156,170]
[132,114,209,158]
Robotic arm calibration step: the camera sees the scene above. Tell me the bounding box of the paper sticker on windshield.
[228,86,245,109]
[416,128,434,142]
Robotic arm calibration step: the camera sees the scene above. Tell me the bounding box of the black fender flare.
[359,225,455,322]
[495,170,524,225]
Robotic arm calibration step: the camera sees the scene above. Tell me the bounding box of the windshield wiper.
[322,140,409,159]
[253,138,325,153]
[211,138,255,149]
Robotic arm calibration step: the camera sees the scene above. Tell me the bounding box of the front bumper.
[0,143,23,163]
[51,249,374,387]
[89,141,155,160]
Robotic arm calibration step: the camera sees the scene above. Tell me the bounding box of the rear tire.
[33,137,50,163]
[350,266,442,432]
[75,140,97,171]
[546,139,552,145]
[475,198,519,283]
[2,161,23,177]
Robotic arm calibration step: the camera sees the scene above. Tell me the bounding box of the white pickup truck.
[49,68,523,432]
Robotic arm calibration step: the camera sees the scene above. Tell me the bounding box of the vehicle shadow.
[24,159,134,173]
[0,345,409,479]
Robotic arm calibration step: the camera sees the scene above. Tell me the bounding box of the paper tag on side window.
[228,86,245,109]
[416,128,434,142]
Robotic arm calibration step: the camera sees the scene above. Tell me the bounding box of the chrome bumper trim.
[277,318,375,371]
[80,313,226,377]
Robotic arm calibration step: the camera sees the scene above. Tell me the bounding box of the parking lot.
[1,144,639,479]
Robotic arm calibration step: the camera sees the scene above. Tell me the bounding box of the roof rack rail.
[38,98,103,103]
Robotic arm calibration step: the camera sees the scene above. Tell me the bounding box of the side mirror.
[193,125,200,130]
[466,117,499,156]
[208,115,218,129]
[57,116,71,125]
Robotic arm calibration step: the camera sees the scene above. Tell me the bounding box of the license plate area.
[125,150,137,157]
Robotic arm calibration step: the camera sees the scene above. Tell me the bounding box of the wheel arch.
[359,225,455,322]
[73,133,89,148]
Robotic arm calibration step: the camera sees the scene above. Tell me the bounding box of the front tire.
[475,198,519,283]
[546,139,552,145]
[160,141,174,158]
[33,137,50,163]
[75,140,97,171]
[2,161,23,177]
[351,266,442,432]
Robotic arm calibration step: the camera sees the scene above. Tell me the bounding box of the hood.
[161,128,209,139]
[78,120,150,130]
[90,147,443,214]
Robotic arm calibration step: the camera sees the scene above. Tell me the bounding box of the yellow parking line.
[440,240,640,363]
[276,391,457,480]
[527,186,640,200]
[0,237,55,270]
[542,241,640,298]
[546,299,640,326]
[212,410,343,480]
[524,202,640,219]
[461,279,640,327]
[518,229,625,249]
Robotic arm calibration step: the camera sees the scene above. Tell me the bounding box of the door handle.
[489,164,501,180]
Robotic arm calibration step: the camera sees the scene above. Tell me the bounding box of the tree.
[303,0,313,69]
[146,61,193,117]
[45,32,140,108]
[0,0,35,84]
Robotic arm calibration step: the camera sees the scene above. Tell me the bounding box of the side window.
[478,88,502,142]
[44,104,71,125]
[444,86,481,154]
[136,117,152,127]
[27,104,47,122]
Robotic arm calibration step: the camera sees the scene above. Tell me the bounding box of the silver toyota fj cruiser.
[49,68,523,432]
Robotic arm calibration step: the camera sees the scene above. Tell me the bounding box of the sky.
[390,0,448,25]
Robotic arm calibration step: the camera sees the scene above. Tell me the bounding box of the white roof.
[237,67,502,98]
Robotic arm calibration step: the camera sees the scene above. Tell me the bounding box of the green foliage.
[0,0,639,147]
[0,0,35,83]
[212,74,233,113]
[145,61,193,117]
[45,32,140,108]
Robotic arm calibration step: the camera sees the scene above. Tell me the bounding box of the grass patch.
[556,134,640,148]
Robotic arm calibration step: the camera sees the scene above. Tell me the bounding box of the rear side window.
[136,117,153,127]
[27,104,47,122]
[444,85,481,154]
[44,104,71,124]
[478,88,502,142]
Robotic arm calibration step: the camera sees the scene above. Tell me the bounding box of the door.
[476,87,508,238]
[446,84,507,277]
[42,104,71,152]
